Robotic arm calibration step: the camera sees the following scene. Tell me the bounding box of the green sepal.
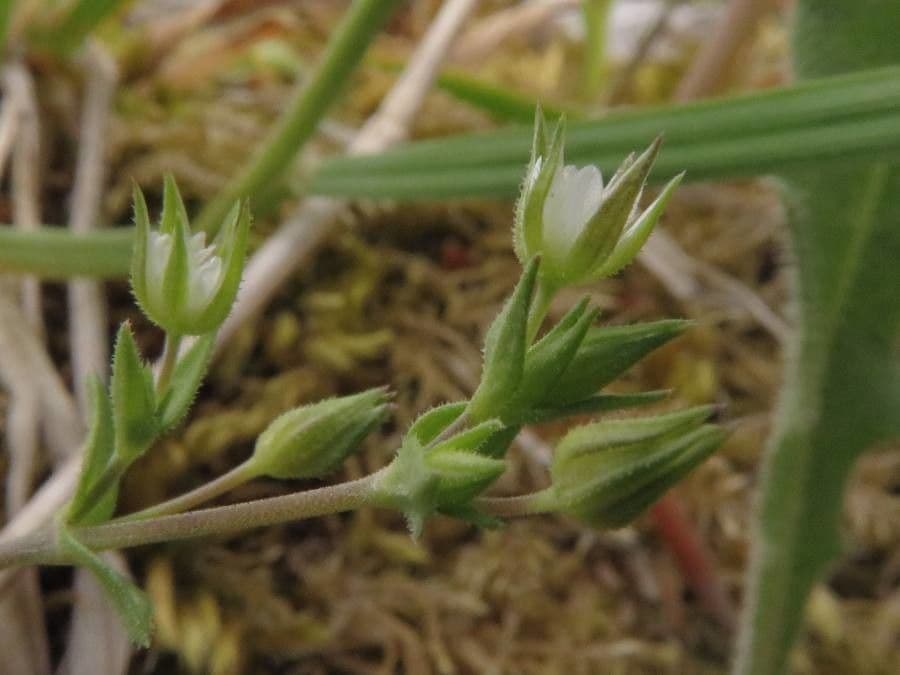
[475,425,521,459]
[111,323,158,464]
[248,387,390,480]
[563,136,662,282]
[406,401,467,446]
[440,503,505,529]
[468,259,539,422]
[156,332,216,431]
[58,527,154,647]
[508,299,598,416]
[427,445,507,507]
[541,319,689,406]
[67,376,118,525]
[553,406,715,463]
[514,108,564,263]
[593,172,684,278]
[194,199,251,334]
[549,408,723,528]
[160,176,190,324]
[430,418,505,455]
[130,183,150,309]
[522,390,668,425]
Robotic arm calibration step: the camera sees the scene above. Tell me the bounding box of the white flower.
[131,175,250,336]
[541,164,605,263]
[513,110,675,287]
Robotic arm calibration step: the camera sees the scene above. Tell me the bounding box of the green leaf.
[436,70,574,123]
[735,5,900,674]
[0,226,133,279]
[372,440,440,539]
[67,376,118,525]
[310,65,900,199]
[509,299,598,417]
[111,323,158,463]
[523,391,669,425]
[542,319,689,405]
[58,527,154,647]
[468,259,539,422]
[156,333,216,431]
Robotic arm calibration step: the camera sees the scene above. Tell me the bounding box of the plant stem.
[193,0,401,234]
[155,332,181,394]
[0,474,379,568]
[120,460,257,521]
[475,488,556,518]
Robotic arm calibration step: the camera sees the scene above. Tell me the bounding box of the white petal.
[542,164,605,261]
[146,233,172,310]
[187,255,223,314]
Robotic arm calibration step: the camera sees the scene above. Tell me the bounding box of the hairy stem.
[120,461,257,521]
[0,474,379,568]
[475,488,556,518]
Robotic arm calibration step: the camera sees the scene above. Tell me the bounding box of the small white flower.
[541,164,605,263]
[513,110,671,288]
[131,175,250,335]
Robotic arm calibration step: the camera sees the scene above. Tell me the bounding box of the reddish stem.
[651,492,735,629]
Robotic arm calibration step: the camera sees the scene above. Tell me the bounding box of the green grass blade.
[48,0,132,54]
[0,226,132,278]
[194,0,402,233]
[310,65,900,198]
[734,2,900,674]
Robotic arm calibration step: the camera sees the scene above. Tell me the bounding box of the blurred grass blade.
[310,64,900,199]
[48,0,131,54]
[0,0,14,51]
[436,69,574,123]
[194,0,402,233]
[734,3,900,674]
[0,226,132,278]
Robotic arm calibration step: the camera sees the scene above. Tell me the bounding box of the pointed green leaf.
[373,440,440,539]
[542,319,689,405]
[58,527,154,647]
[67,376,118,525]
[523,390,669,424]
[157,333,216,431]
[468,259,539,422]
[111,323,158,463]
[510,300,598,415]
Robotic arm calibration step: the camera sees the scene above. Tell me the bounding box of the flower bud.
[513,110,682,289]
[248,388,390,480]
[548,407,724,528]
[131,175,250,336]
